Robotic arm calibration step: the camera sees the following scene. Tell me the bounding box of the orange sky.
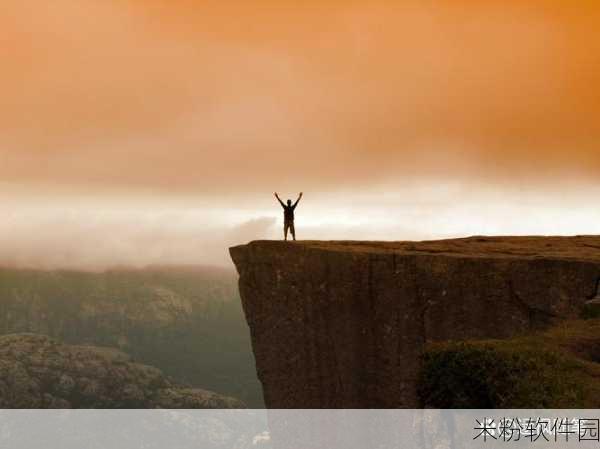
[1,0,599,267]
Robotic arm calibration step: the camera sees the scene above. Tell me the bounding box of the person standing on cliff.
[274,192,302,241]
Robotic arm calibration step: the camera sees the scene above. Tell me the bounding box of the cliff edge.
[230,236,600,408]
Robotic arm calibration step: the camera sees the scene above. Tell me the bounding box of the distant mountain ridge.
[0,265,263,407]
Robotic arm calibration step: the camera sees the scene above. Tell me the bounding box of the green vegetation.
[582,302,600,319]
[419,319,600,408]
[0,266,264,407]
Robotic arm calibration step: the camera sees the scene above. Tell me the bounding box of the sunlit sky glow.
[1,0,599,268]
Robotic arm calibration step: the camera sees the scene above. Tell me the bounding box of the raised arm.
[292,192,303,208]
[274,192,285,207]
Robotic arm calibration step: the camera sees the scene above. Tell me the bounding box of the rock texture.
[0,266,263,406]
[0,333,244,408]
[230,236,600,408]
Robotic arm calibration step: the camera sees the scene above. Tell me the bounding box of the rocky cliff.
[230,236,600,408]
[0,333,244,408]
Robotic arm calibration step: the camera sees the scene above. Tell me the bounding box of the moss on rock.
[418,319,600,408]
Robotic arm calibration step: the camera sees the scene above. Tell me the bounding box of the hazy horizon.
[2,0,599,269]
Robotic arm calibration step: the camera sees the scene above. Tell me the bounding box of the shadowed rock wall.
[230,237,600,408]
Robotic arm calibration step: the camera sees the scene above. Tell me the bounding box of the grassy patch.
[582,302,600,320]
[418,319,600,408]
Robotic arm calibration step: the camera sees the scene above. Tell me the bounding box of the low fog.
[3,182,600,270]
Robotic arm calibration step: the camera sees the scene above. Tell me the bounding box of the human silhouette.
[274,192,303,241]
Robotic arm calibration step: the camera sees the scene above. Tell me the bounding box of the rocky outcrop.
[0,333,244,408]
[0,266,263,406]
[230,236,600,408]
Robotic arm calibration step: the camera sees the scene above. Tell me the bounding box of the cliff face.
[230,236,600,408]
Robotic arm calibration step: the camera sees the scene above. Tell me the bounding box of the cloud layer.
[1,0,599,194]
[3,184,600,270]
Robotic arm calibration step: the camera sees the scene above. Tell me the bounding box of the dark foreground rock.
[230,236,600,408]
[0,333,244,408]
